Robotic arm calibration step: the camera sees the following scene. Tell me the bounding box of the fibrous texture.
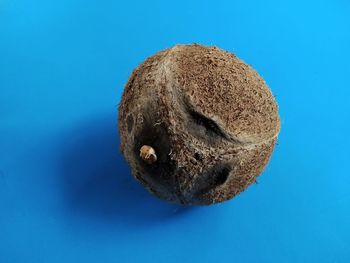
[118,44,280,205]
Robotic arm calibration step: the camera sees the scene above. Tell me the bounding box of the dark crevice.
[193,164,232,198]
[133,118,174,183]
[188,109,228,139]
[213,166,230,185]
[132,104,180,203]
[126,114,134,133]
[194,152,201,160]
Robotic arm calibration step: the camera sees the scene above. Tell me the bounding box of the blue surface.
[1,0,350,262]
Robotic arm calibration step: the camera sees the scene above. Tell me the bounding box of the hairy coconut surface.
[118,44,280,205]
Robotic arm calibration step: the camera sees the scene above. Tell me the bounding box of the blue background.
[1,0,349,262]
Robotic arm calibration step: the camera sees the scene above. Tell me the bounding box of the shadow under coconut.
[59,113,194,227]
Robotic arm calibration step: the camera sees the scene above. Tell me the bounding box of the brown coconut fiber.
[118,44,281,205]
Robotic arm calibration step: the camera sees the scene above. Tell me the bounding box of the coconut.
[118,44,280,205]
